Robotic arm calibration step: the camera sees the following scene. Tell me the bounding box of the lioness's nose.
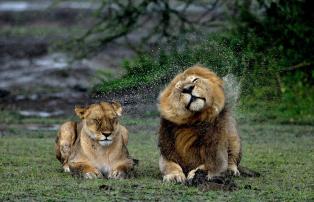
[102,132,112,137]
[182,85,194,94]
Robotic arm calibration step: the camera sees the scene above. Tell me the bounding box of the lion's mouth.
[182,88,206,110]
[186,95,206,110]
[100,138,111,142]
[99,138,112,145]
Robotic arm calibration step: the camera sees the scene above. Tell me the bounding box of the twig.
[280,62,312,73]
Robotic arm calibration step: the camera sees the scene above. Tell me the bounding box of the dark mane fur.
[158,108,231,174]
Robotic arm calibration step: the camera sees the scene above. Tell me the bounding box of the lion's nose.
[102,132,112,137]
[182,85,194,94]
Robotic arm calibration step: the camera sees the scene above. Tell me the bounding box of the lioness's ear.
[111,101,122,116]
[74,106,87,119]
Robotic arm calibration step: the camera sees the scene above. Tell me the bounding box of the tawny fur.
[158,65,241,183]
[55,101,135,179]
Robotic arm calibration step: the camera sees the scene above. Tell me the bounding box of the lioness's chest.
[85,145,118,166]
[92,152,116,176]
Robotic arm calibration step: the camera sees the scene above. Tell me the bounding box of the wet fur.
[158,65,241,182]
[159,108,241,175]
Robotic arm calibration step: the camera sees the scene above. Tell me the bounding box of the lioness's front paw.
[84,172,99,179]
[163,172,186,183]
[63,165,70,173]
[109,170,126,179]
[228,165,240,176]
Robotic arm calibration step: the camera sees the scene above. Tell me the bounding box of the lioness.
[158,65,241,183]
[55,101,135,179]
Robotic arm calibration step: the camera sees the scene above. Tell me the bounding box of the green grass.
[238,98,314,125]
[1,113,313,201]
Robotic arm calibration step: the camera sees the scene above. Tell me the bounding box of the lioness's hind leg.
[159,155,186,183]
[55,121,77,172]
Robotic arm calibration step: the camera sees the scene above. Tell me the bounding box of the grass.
[1,112,313,201]
[238,98,314,125]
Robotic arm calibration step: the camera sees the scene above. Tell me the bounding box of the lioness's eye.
[111,118,118,124]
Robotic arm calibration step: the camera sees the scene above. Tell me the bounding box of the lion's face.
[177,75,213,112]
[75,102,122,146]
[159,65,225,124]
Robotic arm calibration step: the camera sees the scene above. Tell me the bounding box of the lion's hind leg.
[55,121,77,172]
[227,132,241,176]
[159,155,186,183]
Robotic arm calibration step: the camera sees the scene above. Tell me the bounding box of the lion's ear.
[111,101,122,116]
[74,106,87,119]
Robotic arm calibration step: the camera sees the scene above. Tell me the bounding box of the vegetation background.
[0,0,313,201]
[77,0,313,124]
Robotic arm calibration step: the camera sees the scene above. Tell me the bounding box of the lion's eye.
[192,78,199,83]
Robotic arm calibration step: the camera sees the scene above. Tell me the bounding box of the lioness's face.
[177,75,213,112]
[75,102,122,146]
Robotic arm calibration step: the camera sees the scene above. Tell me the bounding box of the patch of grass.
[1,115,313,201]
[238,89,314,125]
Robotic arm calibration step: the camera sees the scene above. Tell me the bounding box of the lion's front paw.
[206,172,213,180]
[187,169,198,180]
[187,165,205,180]
[109,170,126,179]
[228,165,240,176]
[163,172,186,183]
[206,171,221,180]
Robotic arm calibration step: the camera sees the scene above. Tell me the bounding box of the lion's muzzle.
[181,84,206,112]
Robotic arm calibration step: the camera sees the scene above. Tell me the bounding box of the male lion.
[158,65,241,183]
[55,101,135,179]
